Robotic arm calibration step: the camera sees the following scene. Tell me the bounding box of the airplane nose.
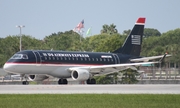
[3,63,8,70]
[3,63,16,72]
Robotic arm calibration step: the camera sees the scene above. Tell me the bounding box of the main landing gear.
[57,78,96,84]
[58,78,68,84]
[86,78,96,84]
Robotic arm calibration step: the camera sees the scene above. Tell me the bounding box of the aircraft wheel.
[22,81,29,85]
[58,79,68,85]
[58,79,62,84]
[91,78,96,84]
[62,79,68,84]
[86,79,91,84]
[86,78,96,84]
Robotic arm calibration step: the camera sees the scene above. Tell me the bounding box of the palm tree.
[100,24,118,35]
[109,24,118,34]
[101,24,109,34]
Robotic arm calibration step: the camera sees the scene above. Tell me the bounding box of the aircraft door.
[113,54,120,64]
[33,51,41,64]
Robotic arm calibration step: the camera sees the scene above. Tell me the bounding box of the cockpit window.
[22,54,28,59]
[11,54,28,59]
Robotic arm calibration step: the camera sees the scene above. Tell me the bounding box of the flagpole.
[79,30,84,51]
[79,31,81,43]
[73,19,84,50]
[79,30,83,43]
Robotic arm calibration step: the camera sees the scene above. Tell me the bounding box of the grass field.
[0,94,180,108]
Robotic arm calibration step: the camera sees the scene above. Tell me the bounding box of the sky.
[1,0,180,40]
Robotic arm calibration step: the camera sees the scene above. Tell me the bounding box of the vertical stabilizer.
[113,17,146,56]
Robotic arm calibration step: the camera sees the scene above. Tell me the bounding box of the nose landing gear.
[22,81,29,85]
[21,74,29,85]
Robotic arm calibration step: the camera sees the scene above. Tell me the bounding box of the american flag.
[131,35,141,45]
[74,20,84,32]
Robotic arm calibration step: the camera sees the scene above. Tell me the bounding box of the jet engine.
[28,74,49,81]
[71,69,90,81]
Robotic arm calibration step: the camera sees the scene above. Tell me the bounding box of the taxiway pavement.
[0,84,180,94]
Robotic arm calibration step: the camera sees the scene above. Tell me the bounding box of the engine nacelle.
[29,74,49,81]
[71,69,90,81]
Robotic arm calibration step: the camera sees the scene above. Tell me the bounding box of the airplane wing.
[68,53,168,75]
[68,61,158,75]
[67,53,170,81]
[130,54,171,62]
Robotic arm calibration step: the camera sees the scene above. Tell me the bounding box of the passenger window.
[56,57,59,60]
[103,58,106,61]
[92,58,94,61]
[68,57,71,60]
[84,58,87,61]
[64,57,67,60]
[49,57,51,60]
[96,58,98,61]
[81,58,83,61]
[45,57,47,60]
[100,58,102,61]
[76,57,78,60]
[53,57,55,60]
[88,58,91,61]
[72,57,74,60]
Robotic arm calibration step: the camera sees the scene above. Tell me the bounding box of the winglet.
[135,17,146,25]
[159,53,167,63]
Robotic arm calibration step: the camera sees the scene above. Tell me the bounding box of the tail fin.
[113,17,146,56]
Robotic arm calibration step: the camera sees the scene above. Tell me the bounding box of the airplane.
[3,17,170,85]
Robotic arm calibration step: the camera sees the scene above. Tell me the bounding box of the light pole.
[16,25,25,51]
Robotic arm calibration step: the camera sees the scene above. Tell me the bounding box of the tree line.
[1,25,180,84]
[0,26,179,67]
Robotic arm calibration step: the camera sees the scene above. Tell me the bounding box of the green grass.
[0,94,180,108]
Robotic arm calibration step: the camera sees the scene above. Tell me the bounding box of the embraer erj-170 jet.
[3,17,169,85]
